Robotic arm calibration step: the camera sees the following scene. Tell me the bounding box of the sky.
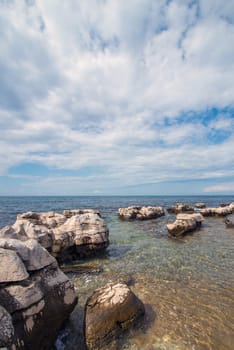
[0,0,234,196]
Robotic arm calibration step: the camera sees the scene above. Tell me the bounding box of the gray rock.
[0,239,77,350]
[118,206,164,220]
[167,213,204,237]
[0,306,14,348]
[0,238,55,271]
[0,210,109,261]
[0,248,29,283]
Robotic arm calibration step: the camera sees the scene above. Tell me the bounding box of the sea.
[0,195,234,350]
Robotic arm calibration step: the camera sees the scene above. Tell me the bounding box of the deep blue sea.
[0,195,234,350]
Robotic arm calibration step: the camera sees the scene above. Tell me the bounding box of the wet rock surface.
[0,238,77,350]
[167,213,204,237]
[0,210,109,261]
[118,206,164,220]
[84,282,145,350]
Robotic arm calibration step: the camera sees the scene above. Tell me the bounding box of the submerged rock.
[167,213,204,237]
[0,238,77,350]
[167,203,194,214]
[118,206,164,220]
[224,218,234,228]
[84,282,145,350]
[0,209,109,261]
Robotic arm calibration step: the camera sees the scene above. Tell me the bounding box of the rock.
[220,202,231,207]
[0,248,29,283]
[0,210,109,261]
[200,206,233,217]
[229,202,234,211]
[0,238,77,350]
[63,209,101,218]
[167,213,204,237]
[167,203,194,214]
[60,262,103,274]
[84,282,145,350]
[224,218,234,228]
[195,203,206,209]
[53,213,109,259]
[0,306,14,348]
[118,206,164,220]
[0,238,55,271]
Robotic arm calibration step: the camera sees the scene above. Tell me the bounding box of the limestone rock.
[53,213,109,258]
[167,203,194,214]
[195,203,206,209]
[0,238,55,271]
[0,239,77,350]
[0,248,29,283]
[0,306,14,348]
[200,206,233,217]
[118,206,164,220]
[63,209,101,218]
[167,213,204,237]
[85,282,145,350]
[0,210,109,261]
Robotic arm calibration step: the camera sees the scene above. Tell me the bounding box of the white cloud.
[203,183,234,193]
[0,0,234,193]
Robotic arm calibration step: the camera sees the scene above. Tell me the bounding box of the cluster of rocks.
[118,206,164,220]
[0,209,146,350]
[0,238,77,350]
[0,209,109,261]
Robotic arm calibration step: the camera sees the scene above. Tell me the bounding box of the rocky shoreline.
[0,201,233,349]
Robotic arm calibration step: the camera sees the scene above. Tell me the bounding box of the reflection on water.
[58,214,234,350]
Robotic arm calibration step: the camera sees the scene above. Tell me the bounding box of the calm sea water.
[0,196,234,350]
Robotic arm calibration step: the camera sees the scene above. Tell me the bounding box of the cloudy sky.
[0,0,234,195]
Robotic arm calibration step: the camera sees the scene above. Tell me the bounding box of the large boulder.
[167,203,194,214]
[0,210,109,261]
[0,238,77,350]
[167,213,204,237]
[84,282,145,350]
[118,206,164,220]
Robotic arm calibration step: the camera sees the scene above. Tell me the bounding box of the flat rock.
[0,238,55,271]
[0,248,29,283]
[118,206,164,220]
[85,282,145,350]
[200,206,233,217]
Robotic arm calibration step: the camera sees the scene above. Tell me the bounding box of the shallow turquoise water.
[0,196,234,349]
